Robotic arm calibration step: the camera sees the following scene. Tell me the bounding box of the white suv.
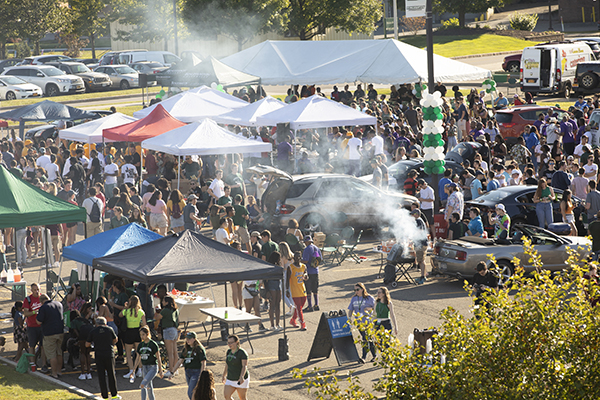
[2,65,85,96]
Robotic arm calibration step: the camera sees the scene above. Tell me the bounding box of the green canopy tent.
[0,166,86,293]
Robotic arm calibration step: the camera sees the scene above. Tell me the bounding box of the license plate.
[439,262,447,271]
[103,82,110,86]
[526,78,536,83]
[32,93,39,96]
[76,85,83,89]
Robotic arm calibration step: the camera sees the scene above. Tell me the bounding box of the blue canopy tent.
[61,223,162,298]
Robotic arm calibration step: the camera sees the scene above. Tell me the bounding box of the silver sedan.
[93,64,139,90]
[431,224,591,285]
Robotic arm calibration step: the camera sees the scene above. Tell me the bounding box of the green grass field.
[0,364,85,400]
[399,33,532,58]
[1,88,162,108]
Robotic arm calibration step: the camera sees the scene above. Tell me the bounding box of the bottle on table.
[6,265,14,283]
[13,265,21,283]
[0,265,7,283]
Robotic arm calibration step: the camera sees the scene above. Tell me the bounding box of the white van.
[520,42,594,98]
[118,51,181,67]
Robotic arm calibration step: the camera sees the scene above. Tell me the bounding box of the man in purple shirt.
[560,116,575,156]
[277,135,293,172]
[302,235,322,312]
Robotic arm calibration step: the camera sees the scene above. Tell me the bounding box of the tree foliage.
[295,238,600,399]
[400,16,426,36]
[19,0,71,55]
[0,0,24,58]
[182,0,288,51]
[286,0,383,41]
[432,0,506,28]
[66,0,110,58]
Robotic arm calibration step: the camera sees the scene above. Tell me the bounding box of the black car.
[465,185,586,236]
[24,110,113,141]
[574,61,600,93]
[0,59,23,74]
[445,142,482,165]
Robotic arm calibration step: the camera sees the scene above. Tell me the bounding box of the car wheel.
[563,84,571,99]
[507,61,520,73]
[580,72,599,90]
[46,84,59,97]
[120,80,130,90]
[300,213,328,233]
[6,91,16,100]
[495,260,514,287]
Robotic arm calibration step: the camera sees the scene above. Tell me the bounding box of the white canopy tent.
[188,85,250,109]
[58,113,138,143]
[141,118,273,189]
[221,39,492,86]
[212,96,286,127]
[133,91,233,122]
[255,95,376,129]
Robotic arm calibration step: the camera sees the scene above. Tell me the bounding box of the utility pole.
[393,0,399,40]
[426,0,440,214]
[548,0,553,30]
[173,0,179,55]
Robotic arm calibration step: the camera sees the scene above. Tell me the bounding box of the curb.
[452,50,522,60]
[0,355,103,400]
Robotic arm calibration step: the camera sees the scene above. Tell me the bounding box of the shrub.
[15,41,31,58]
[440,18,460,30]
[399,16,426,36]
[510,12,539,31]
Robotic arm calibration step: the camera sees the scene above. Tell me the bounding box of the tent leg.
[177,156,180,191]
[281,278,286,337]
[209,282,216,307]
[293,129,297,173]
[140,146,144,195]
[45,228,51,295]
[224,282,228,307]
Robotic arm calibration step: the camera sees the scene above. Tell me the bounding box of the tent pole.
[209,282,216,307]
[224,282,228,307]
[177,156,181,191]
[140,145,144,195]
[293,129,297,173]
[45,228,50,295]
[281,277,286,338]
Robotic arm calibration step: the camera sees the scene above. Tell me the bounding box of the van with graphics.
[520,42,594,98]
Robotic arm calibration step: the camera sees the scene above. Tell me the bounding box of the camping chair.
[47,270,69,302]
[339,229,364,264]
[284,233,304,253]
[321,233,343,265]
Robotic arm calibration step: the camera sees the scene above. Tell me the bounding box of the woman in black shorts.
[120,295,146,380]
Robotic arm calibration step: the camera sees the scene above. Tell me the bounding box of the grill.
[70,79,80,84]
[94,77,109,83]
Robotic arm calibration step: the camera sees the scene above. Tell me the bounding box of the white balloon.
[420,99,426,107]
[412,89,417,95]
[434,120,443,128]
[424,153,435,161]
[432,91,441,99]
[424,147,435,154]
[435,146,444,154]
[211,82,218,89]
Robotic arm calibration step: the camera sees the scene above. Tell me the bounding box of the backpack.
[171,201,182,219]
[88,199,101,223]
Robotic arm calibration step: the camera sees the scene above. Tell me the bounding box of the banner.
[406,0,426,18]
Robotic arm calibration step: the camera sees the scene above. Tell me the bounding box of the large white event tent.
[255,94,376,129]
[212,96,286,127]
[133,91,234,122]
[221,39,492,85]
[188,85,250,109]
[58,113,138,144]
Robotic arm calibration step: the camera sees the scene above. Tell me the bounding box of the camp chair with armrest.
[284,233,304,253]
[47,269,69,302]
[339,229,364,264]
[321,233,343,265]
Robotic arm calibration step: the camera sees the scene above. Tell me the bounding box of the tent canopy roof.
[0,166,86,228]
[221,39,492,86]
[212,96,286,127]
[256,95,376,129]
[141,118,272,156]
[188,85,250,109]
[104,104,186,142]
[0,100,98,122]
[132,92,233,123]
[193,56,261,88]
[62,223,162,266]
[59,113,138,144]
[92,230,283,284]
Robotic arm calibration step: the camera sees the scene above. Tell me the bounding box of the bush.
[510,12,539,31]
[399,16,426,36]
[440,18,460,30]
[15,41,31,58]
[294,238,600,399]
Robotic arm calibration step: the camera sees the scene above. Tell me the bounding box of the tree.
[0,0,25,59]
[111,0,187,52]
[19,0,71,55]
[286,0,383,41]
[182,0,288,52]
[294,239,600,399]
[67,0,110,59]
[433,0,506,28]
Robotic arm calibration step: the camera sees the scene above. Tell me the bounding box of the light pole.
[548,0,553,30]
[393,0,398,40]
[173,0,179,55]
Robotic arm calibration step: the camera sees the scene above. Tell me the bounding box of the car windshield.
[114,66,136,74]
[389,161,418,178]
[0,76,26,85]
[70,64,91,73]
[44,67,66,76]
[144,62,163,68]
[469,189,513,204]
[448,144,470,156]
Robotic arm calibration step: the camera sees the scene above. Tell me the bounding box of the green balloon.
[424,167,432,175]
[438,139,445,147]
[217,84,224,92]
[434,134,441,141]
[436,166,444,174]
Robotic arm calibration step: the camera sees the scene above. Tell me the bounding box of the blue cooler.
[548,223,572,236]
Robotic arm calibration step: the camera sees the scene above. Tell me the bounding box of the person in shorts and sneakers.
[411,209,429,284]
[302,236,322,312]
[23,283,46,370]
[36,293,64,378]
[232,194,251,253]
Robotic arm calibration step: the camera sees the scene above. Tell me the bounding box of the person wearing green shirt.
[232,194,251,253]
[260,230,279,262]
[130,326,163,400]
[217,186,233,206]
[170,331,207,399]
[223,334,249,399]
[109,206,130,230]
[224,163,246,200]
[375,287,398,337]
[154,296,179,380]
[119,295,146,379]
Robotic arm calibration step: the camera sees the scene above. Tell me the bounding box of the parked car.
[118,51,181,67]
[0,75,43,100]
[47,61,111,91]
[495,105,568,142]
[93,65,139,89]
[1,65,85,96]
[0,59,23,74]
[18,55,72,65]
[501,54,521,73]
[431,224,590,285]
[465,185,586,236]
[247,165,418,234]
[24,110,113,141]
[129,61,168,82]
[573,61,600,93]
[575,40,600,60]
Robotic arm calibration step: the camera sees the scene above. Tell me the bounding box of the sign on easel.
[307,311,360,366]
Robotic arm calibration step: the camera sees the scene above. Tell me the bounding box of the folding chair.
[284,233,304,253]
[321,233,342,265]
[339,229,364,264]
[47,270,69,302]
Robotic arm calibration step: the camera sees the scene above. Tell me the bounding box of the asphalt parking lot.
[0,229,473,399]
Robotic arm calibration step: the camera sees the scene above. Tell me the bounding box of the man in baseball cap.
[183,194,204,232]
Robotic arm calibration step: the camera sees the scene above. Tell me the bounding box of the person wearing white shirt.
[103,155,119,199]
[120,156,138,185]
[45,155,60,182]
[584,157,598,182]
[347,132,363,176]
[214,217,233,245]
[574,135,589,158]
[546,118,560,145]
[62,157,72,178]
[371,133,384,156]
[36,148,51,169]
[417,179,435,228]
[208,169,225,201]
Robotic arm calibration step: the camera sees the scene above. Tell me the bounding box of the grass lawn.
[1,88,162,108]
[0,364,85,400]
[399,33,531,58]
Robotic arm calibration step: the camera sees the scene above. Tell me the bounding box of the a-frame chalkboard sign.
[307,310,360,365]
